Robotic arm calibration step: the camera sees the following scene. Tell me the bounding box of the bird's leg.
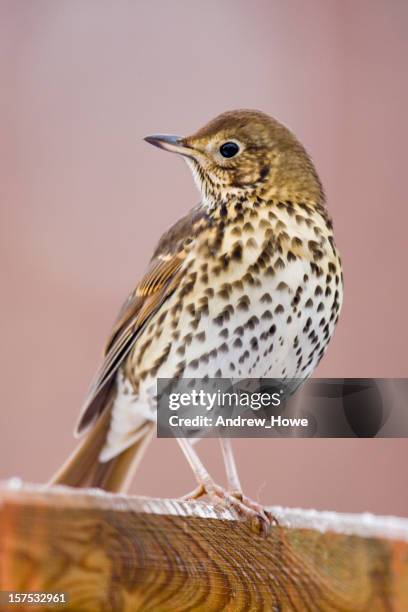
[177,438,271,535]
[219,437,242,494]
[219,438,273,521]
[179,438,207,500]
[177,438,214,491]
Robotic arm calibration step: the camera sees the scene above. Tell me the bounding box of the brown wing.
[75,205,207,436]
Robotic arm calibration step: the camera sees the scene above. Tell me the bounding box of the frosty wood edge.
[1,478,408,541]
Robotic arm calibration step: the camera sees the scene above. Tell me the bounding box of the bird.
[52,109,343,532]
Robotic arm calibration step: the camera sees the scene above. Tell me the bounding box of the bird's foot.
[181,482,273,536]
[210,484,273,536]
[180,483,206,501]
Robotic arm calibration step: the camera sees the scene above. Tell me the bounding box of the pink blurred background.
[1,0,407,516]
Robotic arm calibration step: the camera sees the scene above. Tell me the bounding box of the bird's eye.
[219,141,240,158]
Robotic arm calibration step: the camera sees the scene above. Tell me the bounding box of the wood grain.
[1,482,408,611]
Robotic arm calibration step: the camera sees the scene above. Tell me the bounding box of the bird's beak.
[144,134,194,158]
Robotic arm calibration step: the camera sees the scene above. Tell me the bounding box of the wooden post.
[1,481,408,611]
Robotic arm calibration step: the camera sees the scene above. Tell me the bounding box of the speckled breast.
[129,200,343,398]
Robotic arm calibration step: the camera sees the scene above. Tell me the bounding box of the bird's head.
[145,109,324,208]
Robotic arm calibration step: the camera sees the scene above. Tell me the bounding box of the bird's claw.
[180,484,206,501]
[180,483,275,535]
[229,489,275,535]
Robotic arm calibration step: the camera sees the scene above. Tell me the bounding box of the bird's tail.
[50,405,154,493]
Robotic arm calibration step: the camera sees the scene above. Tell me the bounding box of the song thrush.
[52,110,343,532]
